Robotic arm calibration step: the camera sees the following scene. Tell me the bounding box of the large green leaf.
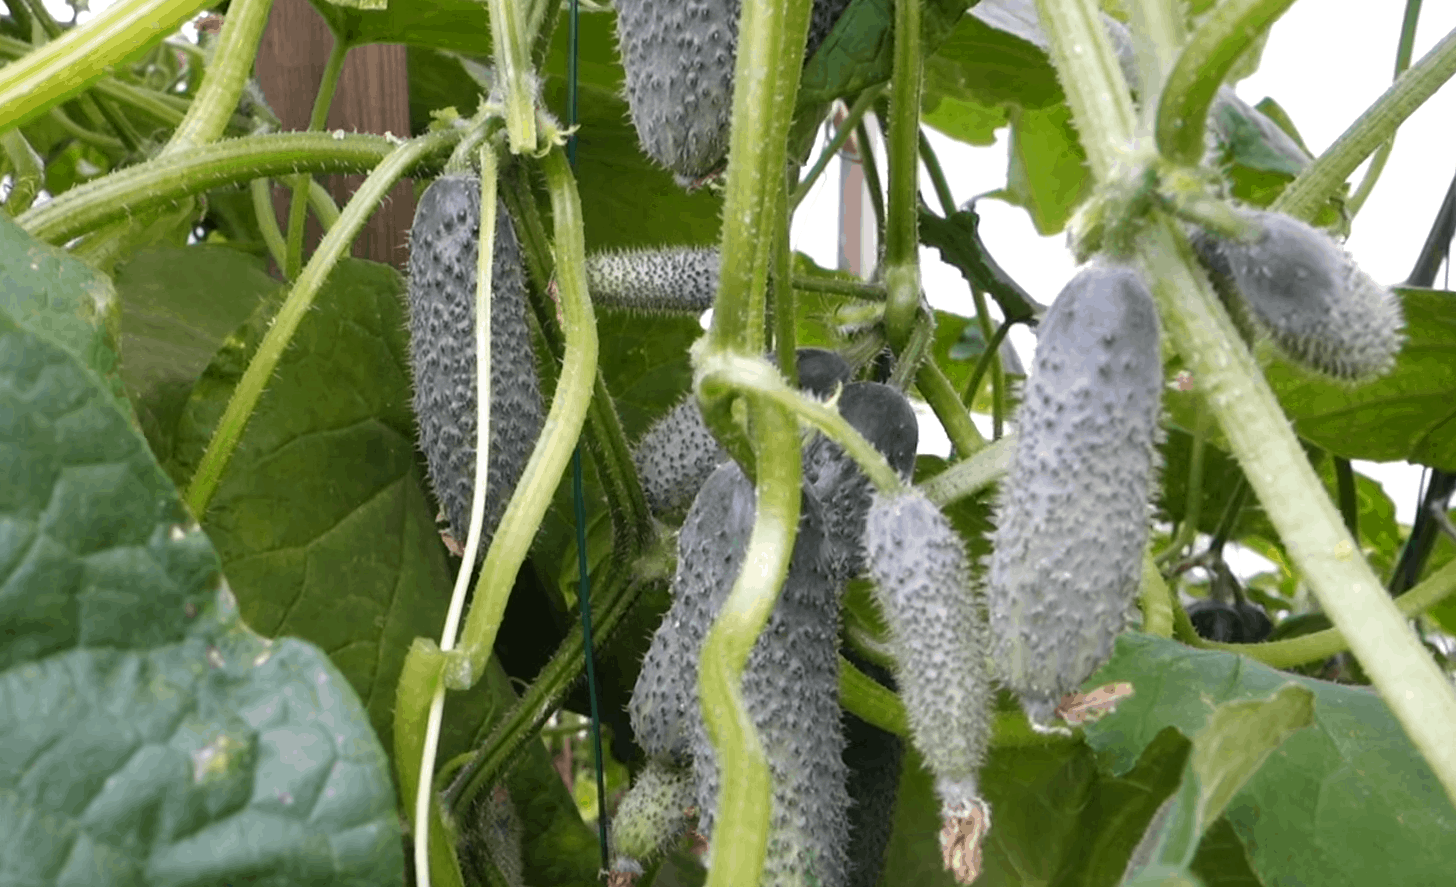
[309,0,495,54]
[0,213,123,400]
[1269,287,1456,471]
[112,245,279,464]
[1000,101,1090,235]
[799,0,974,107]
[0,297,400,883]
[167,260,495,767]
[1085,633,1456,887]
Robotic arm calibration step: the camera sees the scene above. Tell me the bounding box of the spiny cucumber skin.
[407,175,544,554]
[586,246,719,315]
[841,655,903,887]
[988,264,1161,725]
[804,382,919,580]
[609,758,696,873]
[864,489,991,807]
[632,348,852,519]
[687,470,850,887]
[614,0,853,185]
[1204,210,1404,381]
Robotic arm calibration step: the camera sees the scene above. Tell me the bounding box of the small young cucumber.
[863,489,991,825]
[1197,209,1404,381]
[586,246,718,315]
[987,263,1161,726]
[407,174,544,555]
[614,0,853,185]
[608,758,696,882]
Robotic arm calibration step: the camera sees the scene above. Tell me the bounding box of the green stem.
[854,118,887,239]
[1126,0,1185,119]
[47,106,125,150]
[19,132,400,244]
[773,171,798,386]
[918,130,956,216]
[920,435,1012,507]
[1347,0,1424,217]
[699,352,905,493]
[888,312,932,390]
[1,129,42,214]
[1155,0,1298,165]
[0,0,213,135]
[1140,550,1175,638]
[1335,457,1360,539]
[1046,0,1456,806]
[917,360,986,457]
[451,147,598,685]
[1273,23,1456,222]
[699,398,800,887]
[183,129,457,514]
[15,0,144,151]
[308,178,341,230]
[708,0,814,353]
[164,0,272,153]
[250,177,287,270]
[789,84,884,209]
[488,0,538,153]
[791,274,885,300]
[1190,556,1456,668]
[960,318,1011,408]
[286,36,348,279]
[969,288,1005,438]
[839,655,908,736]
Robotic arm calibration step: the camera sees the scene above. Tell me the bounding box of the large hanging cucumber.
[406,174,544,554]
[614,0,854,184]
[987,263,1162,726]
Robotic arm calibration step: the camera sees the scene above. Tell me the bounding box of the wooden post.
[254,0,414,271]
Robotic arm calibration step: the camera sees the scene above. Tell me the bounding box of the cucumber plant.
[3,1,1456,887]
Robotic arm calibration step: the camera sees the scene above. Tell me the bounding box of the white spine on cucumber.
[987,263,1162,726]
[609,758,697,878]
[586,246,718,315]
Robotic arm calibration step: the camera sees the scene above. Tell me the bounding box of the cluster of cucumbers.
[401,1,1407,884]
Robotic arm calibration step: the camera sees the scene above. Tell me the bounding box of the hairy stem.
[1345,0,1423,217]
[1155,0,1298,165]
[790,85,884,209]
[489,0,538,153]
[286,36,348,279]
[920,435,1013,507]
[0,0,214,134]
[452,147,598,684]
[184,129,458,514]
[917,360,987,457]
[19,132,401,244]
[250,177,288,270]
[699,397,800,887]
[166,0,273,153]
[881,0,924,350]
[1274,23,1456,222]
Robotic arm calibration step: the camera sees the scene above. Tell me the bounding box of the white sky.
[793,1,1456,526]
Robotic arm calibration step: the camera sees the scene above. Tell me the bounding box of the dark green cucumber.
[407,174,544,554]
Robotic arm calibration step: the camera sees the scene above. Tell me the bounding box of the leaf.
[0,299,401,883]
[1000,102,1091,235]
[112,245,280,464]
[924,7,1064,115]
[168,259,495,768]
[917,206,1044,323]
[0,213,123,400]
[799,0,974,107]
[1269,287,1456,471]
[308,0,495,54]
[1085,633,1456,887]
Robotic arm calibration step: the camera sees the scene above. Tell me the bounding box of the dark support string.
[564,0,611,869]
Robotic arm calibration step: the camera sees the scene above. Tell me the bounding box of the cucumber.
[586,246,718,315]
[863,488,991,818]
[686,469,850,887]
[987,263,1161,725]
[407,174,544,554]
[608,758,696,880]
[1196,209,1403,380]
[458,784,525,887]
[805,381,919,579]
[614,0,853,184]
[633,347,853,518]
[841,654,902,887]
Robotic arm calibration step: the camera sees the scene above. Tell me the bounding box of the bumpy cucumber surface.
[614,0,853,184]
[1200,209,1403,380]
[609,758,696,878]
[586,246,718,314]
[632,347,852,518]
[987,264,1161,725]
[407,174,544,553]
[686,470,850,887]
[864,488,990,811]
[804,381,919,580]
